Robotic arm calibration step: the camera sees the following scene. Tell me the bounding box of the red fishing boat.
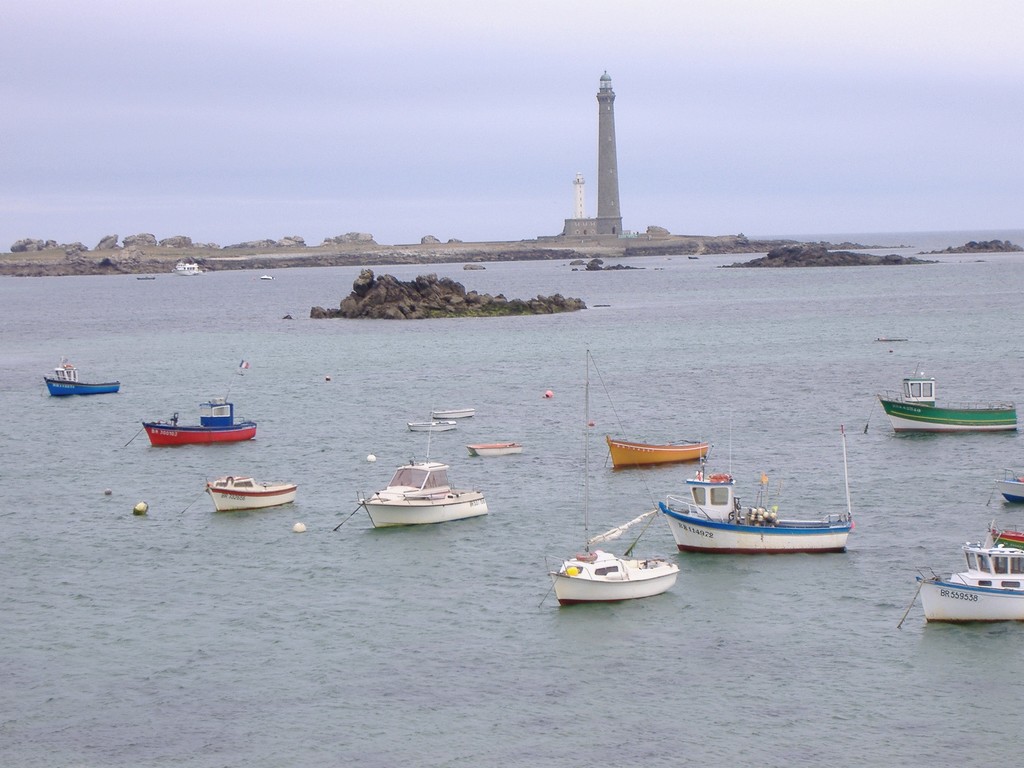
[143,397,257,446]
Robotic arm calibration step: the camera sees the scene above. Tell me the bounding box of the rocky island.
[920,239,1022,254]
[310,269,586,319]
[724,243,936,268]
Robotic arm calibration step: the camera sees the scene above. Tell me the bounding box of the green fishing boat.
[878,371,1016,432]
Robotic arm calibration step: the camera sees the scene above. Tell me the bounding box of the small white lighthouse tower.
[573,173,586,219]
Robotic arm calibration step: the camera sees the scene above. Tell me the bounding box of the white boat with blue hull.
[996,470,1024,503]
[917,528,1024,622]
[658,429,854,554]
[44,358,120,396]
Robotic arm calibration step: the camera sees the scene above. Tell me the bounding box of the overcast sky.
[3,0,1022,250]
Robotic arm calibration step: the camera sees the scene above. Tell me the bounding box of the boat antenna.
[425,419,433,460]
[841,424,852,519]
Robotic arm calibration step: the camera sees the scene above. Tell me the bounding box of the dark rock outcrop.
[124,233,158,247]
[311,269,586,319]
[922,239,1022,254]
[725,243,935,268]
[576,257,641,271]
[159,235,193,248]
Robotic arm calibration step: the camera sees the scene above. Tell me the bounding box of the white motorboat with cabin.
[173,261,203,275]
[917,527,1024,622]
[359,460,487,527]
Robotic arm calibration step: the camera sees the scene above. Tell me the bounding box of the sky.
[3,0,1023,250]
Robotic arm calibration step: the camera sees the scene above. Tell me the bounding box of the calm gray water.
[3,230,1024,767]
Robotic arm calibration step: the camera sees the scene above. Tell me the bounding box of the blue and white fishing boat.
[658,429,854,554]
[44,358,120,396]
[996,470,1024,503]
[916,527,1024,622]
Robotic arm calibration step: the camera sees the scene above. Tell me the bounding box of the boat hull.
[919,578,1024,622]
[550,566,678,605]
[44,378,120,396]
[878,398,1017,432]
[143,422,257,446]
[466,442,523,457]
[659,504,851,554]
[207,483,297,511]
[605,436,709,468]
[362,492,487,527]
[996,479,1024,503]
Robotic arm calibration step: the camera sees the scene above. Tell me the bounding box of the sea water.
[2,231,1024,767]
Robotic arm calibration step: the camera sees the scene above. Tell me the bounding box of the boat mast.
[584,350,591,551]
[841,424,852,518]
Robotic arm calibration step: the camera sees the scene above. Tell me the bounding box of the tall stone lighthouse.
[562,71,624,237]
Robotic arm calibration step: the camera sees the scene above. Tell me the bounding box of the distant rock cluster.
[921,239,1022,254]
[10,231,378,253]
[725,243,936,268]
[310,269,586,319]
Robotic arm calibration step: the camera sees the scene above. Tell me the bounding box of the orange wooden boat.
[605,435,709,468]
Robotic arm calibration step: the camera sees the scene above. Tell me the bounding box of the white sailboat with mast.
[549,351,679,606]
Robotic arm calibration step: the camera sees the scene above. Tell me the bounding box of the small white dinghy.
[408,420,457,432]
[466,442,523,457]
[431,408,475,419]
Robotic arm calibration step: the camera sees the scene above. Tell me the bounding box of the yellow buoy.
[133,501,148,516]
[566,566,580,577]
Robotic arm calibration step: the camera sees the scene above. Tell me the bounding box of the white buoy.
[325,375,331,381]
[367,454,377,462]
[133,501,148,516]
[292,522,306,533]
[103,488,112,496]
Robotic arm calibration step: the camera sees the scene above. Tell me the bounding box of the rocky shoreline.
[0,231,861,277]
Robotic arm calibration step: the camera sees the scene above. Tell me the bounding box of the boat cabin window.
[976,554,991,573]
[1012,558,1024,575]
[595,565,620,576]
[709,487,731,506]
[691,487,706,505]
[993,556,1009,575]
[1001,581,1021,588]
[390,467,449,490]
[978,580,992,586]
[966,552,977,570]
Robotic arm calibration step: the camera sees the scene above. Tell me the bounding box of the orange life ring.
[709,473,732,483]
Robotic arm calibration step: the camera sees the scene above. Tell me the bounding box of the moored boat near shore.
[996,470,1024,503]
[431,408,475,419]
[877,371,1016,432]
[359,460,487,527]
[143,397,257,446]
[408,420,457,432]
[206,476,297,511]
[605,435,709,468]
[917,527,1024,622]
[466,442,523,457]
[43,358,120,396]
